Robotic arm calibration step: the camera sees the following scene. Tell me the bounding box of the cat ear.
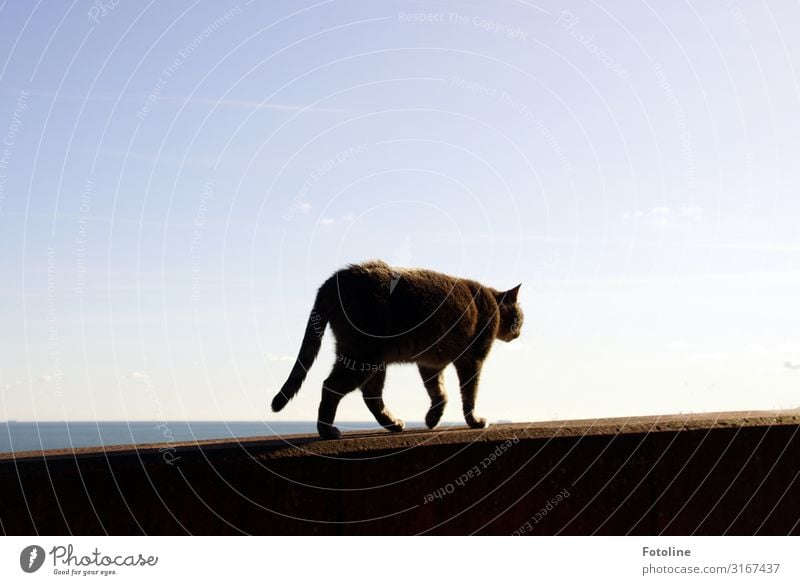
[501,284,521,304]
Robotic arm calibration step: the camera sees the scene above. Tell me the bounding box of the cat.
[271,260,523,439]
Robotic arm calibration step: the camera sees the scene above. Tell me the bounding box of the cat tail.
[271,279,333,412]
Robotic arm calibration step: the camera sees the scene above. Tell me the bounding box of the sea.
[0,421,385,454]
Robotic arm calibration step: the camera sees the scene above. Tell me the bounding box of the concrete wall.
[1,412,799,535]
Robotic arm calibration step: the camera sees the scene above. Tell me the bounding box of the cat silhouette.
[271,260,523,439]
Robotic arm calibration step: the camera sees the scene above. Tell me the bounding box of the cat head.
[495,284,523,342]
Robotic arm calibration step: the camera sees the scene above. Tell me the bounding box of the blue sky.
[1,0,799,424]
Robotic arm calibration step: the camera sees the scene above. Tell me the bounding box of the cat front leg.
[454,358,488,429]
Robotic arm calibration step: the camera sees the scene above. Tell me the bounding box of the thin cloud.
[667,341,690,351]
[157,95,350,113]
[318,213,355,227]
[79,146,221,168]
[691,352,729,362]
[392,236,414,266]
[650,206,704,226]
[0,88,350,113]
[622,206,704,226]
[466,232,800,256]
[741,343,769,355]
[678,206,704,221]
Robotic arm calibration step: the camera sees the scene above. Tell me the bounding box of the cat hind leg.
[361,368,404,432]
[418,365,447,429]
[317,363,369,439]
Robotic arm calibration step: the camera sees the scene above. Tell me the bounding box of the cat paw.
[425,409,443,429]
[385,419,405,433]
[467,417,488,429]
[317,422,342,440]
